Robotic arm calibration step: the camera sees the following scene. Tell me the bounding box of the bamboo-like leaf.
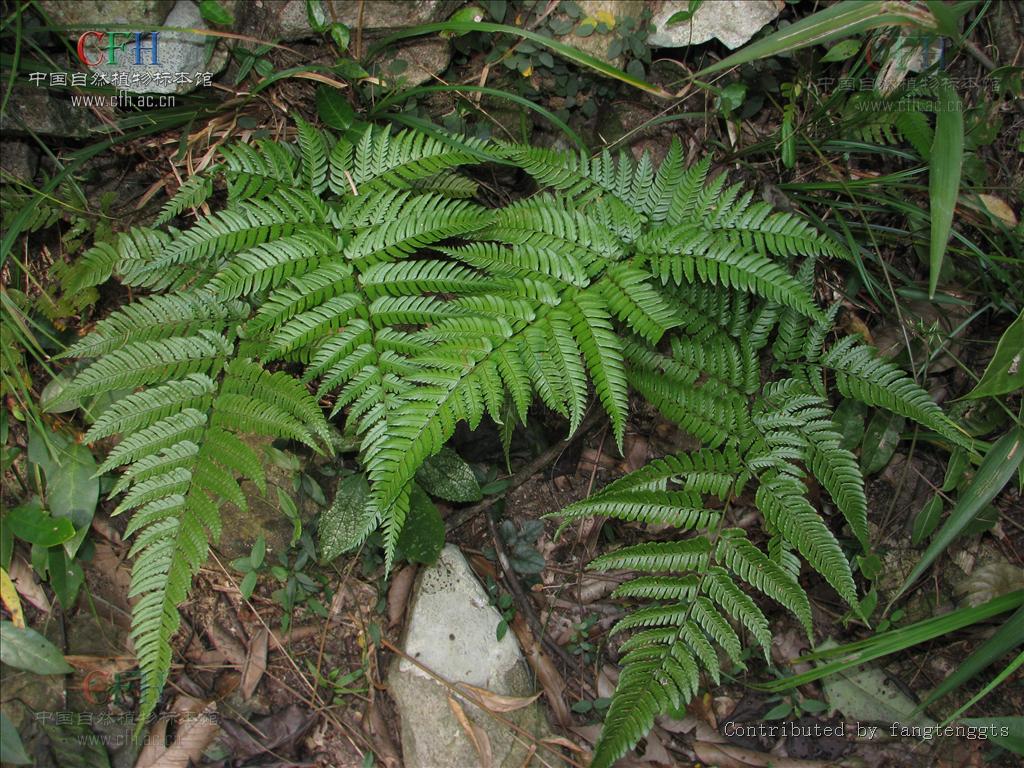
[894,428,1023,601]
[928,76,963,298]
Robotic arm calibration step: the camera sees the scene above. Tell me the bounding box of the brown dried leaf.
[448,695,493,768]
[456,682,541,713]
[134,699,219,768]
[509,615,571,727]
[8,555,51,613]
[240,627,268,699]
[387,564,417,628]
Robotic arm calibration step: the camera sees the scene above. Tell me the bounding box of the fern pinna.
[56,119,968,760]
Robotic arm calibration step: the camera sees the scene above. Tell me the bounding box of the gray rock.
[0,88,101,137]
[389,545,556,768]
[648,0,782,50]
[241,0,458,42]
[36,0,175,31]
[561,0,643,65]
[0,141,38,181]
[88,0,224,94]
[376,38,451,88]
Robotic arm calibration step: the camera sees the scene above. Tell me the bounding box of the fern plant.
[55,119,969,759]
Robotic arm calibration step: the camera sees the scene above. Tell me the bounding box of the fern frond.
[823,336,969,447]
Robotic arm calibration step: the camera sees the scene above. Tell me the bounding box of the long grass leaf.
[757,590,1024,691]
[694,0,938,78]
[928,77,964,298]
[895,428,1023,601]
[367,21,672,98]
[918,607,1024,714]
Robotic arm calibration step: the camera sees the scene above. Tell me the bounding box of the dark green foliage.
[57,123,967,759]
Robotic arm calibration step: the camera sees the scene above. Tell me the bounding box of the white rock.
[389,545,555,768]
[648,0,783,50]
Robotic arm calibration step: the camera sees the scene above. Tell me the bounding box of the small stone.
[388,545,557,768]
[648,0,783,50]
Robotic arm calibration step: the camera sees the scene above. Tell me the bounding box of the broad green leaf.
[0,621,73,673]
[416,447,482,502]
[833,398,868,450]
[0,712,30,765]
[40,373,78,414]
[860,411,904,475]
[198,0,234,25]
[667,0,704,26]
[330,23,350,51]
[46,441,98,548]
[47,547,83,609]
[964,310,1024,399]
[895,427,1024,601]
[961,717,1024,756]
[319,473,374,562]
[821,39,861,62]
[306,0,328,32]
[396,484,445,565]
[821,654,934,727]
[316,86,354,131]
[928,76,963,298]
[4,501,75,547]
[911,494,943,545]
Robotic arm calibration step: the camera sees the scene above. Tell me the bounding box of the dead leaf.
[509,615,571,727]
[134,699,219,768]
[973,194,1018,226]
[64,655,135,675]
[634,728,671,763]
[205,621,247,667]
[387,564,417,628]
[597,665,617,699]
[8,555,50,613]
[695,740,840,767]
[240,627,268,699]
[448,696,493,768]
[456,682,541,713]
[0,567,25,627]
[218,703,313,760]
[541,735,587,754]
[363,698,401,768]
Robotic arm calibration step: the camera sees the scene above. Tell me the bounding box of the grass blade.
[694,0,938,78]
[928,76,964,298]
[894,427,1024,602]
[757,590,1024,691]
[367,21,672,98]
[919,607,1024,716]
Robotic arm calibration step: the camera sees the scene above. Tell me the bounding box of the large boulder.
[85,0,226,95]
[239,0,458,42]
[388,545,556,768]
[36,0,175,30]
[648,0,783,50]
